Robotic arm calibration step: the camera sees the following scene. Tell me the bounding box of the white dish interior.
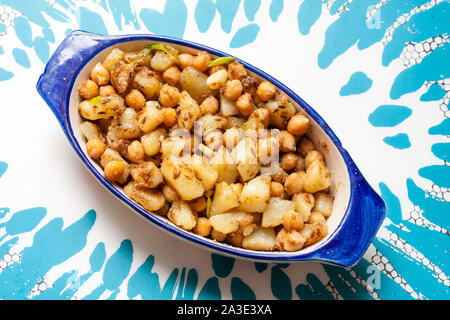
[68,40,351,258]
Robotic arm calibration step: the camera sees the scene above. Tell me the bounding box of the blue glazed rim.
[36,31,386,267]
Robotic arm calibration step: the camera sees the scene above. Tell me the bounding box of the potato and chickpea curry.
[77,43,334,252]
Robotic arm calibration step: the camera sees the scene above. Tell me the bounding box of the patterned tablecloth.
[0,0,448,300]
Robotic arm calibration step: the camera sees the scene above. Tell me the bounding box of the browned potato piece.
[133,67,162,100]
[130,161,164,188]
[111,61,135,94]
[124,182,165,212]
[167,200,198,231]
[303,159,332,193]
[301,222,328,247]
[180,66,217,103]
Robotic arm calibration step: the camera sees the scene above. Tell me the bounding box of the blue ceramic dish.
[37,31,386,267]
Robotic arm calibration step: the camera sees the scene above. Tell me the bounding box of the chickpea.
[227,230,244,247]
[223,127,243,148]
[125,89,146,110]
[249,108,270,127]
[295,157,306,172]
[284,172,304,195]
[298,138,315,157]
[86,137,106,160]
[287,114,310,137]
[193,217,212,237]
[280,152,300,171]
[192,51,211,72]
[236,93,255,116]
[78,80,99,100]
[227,61,247,80]
[127,140,145,164]
[161,107,177,128]
[256,81,276,101]
[305,150,324,170]
[279,130,296,152]
[308,211,326,224]
[162,184,180,202]
[104,160,125,182]
[191,197,207,212]
[211,228,227,242]
[283,231,306,252]
[282,210,304,232]
[223,80,243,100]
[208,65,226,76]
[162,65,181,85]
[270,181,284,198]
[199,95,219,115]
[275,228,288,250]
[204,130,223,150]
[178,53,194,70]
[90,62,110,86]
[99,85,116,97]
[159,85,180,108]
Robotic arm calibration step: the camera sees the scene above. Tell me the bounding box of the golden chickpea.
[227,61,247,80]
[127,140,145,163]
[99,85,116,97]
[78,80,99,100]
[283,231,306,252]
[208,65,226,76]
[223,127,243,148]
[284,172,304,195]
[223,80,243,100]
[161,107,177,128]
[162,184,180,202]
[308,211,326,224]
[90,62,110,86]
[162,65,181,85]
[275,228,288,250]
[193,217,212,237]
[192,51,211,72]
[178,53,194,70]
[125,89,146,110]
[280,152,300,171]
[159,85,180,108]
[305,150,324,170]
[104,160,125,182]
[227,230,244,247]
[256,81,276,101]
[236,93,255,116]
[191,197,207,212]
[287,114,310,137]
[270,181,285,198]
[279,130,296,152]
[86,137,106,160]
[298,138,315,157]
[282,210,304,232]
[249,108,270,127]
[211,228,227,242]
[204,130,223,150]
[199,95,219,115]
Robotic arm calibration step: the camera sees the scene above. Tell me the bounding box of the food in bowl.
[77,43,334,252]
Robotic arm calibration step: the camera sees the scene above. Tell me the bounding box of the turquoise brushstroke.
[0,161,7,178]
[12,48,31,68]
[195,0,216,33]
[107,0,140,30]
[140,0,187,39]
[216,0,241,34]
[431,143,450,162]
[255,262,268,273]
[198,277,222,300]
[383,133,411,149]
[0,208,9,220]
[419,165,450,188]
[330,0,348,15]
[296,273,335,299]
[211,254,235,278]
[420,84,447,102]
[231,277,256,299]
[0,0,69,27]
[0,207,46,236]
[244,0,261,21]
[0,68,14,81]
[175,268,198,300]
[323,264,375,299]
[43,27,55,43]
[379,182,403,225]
[429,119,450,136]
[77,7,108,35]
[13,16,33,47]
[33,36,50,63]
[269,0,283,22]
[271,265,292,300]
[230,23,260,48]
[368,105,412,127]
[340,71,373,96]
[297,0,322,35]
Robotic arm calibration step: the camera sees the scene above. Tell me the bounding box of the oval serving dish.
[37,31,385,267]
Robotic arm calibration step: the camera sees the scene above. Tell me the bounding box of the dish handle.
[36,30,112,127]
[313,155,386,267]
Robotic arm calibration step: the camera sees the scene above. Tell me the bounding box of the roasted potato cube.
[210,182,240,216]
[180,66,217,103]
[80,121,102,141]
[177,91,201,131]
[124,182,165,212]
[191,155,219,191]
[167,200,198,231]
[141,128,167,157]
[210,147,239,184]
[151,50,175,71]
[261,197,295,228]
[239,175,271,213]
[313,193,334,218]
[133,67,162,100]
[130,161,164,188]
[103,48,125,71]
[111,60,135,94]
[265,100,296,129]
[161,136,188,158]
[292,192,315,222]
[78,95,125,120]
[209,211,253,234]
[161,155,205,201]
[234,137,260,182]
[220,94,239,116]
[138,101,164,133]
[197,114,228,136]
[242,226,276,251]
[300,222,328,247]
[303,159,332,193]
